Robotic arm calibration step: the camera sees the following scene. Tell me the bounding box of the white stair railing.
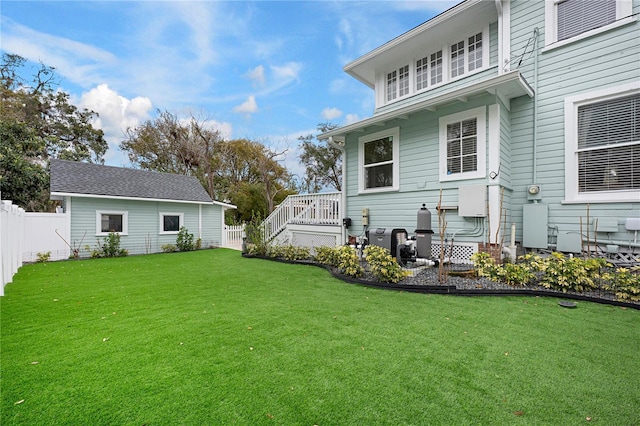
[262,192,341,242]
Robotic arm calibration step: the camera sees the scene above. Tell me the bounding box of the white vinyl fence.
[224,224,245,251]
[1,200,25,294]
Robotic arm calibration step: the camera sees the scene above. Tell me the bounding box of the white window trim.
[159,212,184,235]
[358,127,400,194]
[544,0,634,51]
[439,106,487,182]
[96,210,129,236]
[563,82,640,204]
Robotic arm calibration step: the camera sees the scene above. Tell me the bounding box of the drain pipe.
[532,27,539,183]
[328,136,347,245]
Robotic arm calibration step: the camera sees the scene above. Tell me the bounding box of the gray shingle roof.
[50,159,214,203]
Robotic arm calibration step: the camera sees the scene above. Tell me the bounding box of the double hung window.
[564,84,639,202]
[577,94,639,193]
[439,106,486,182]
[359,128,400,193]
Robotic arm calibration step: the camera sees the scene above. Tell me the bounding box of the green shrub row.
[471,251,640,301]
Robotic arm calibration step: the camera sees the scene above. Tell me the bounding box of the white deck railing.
[263,192,341,242]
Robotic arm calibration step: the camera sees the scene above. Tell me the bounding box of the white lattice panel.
[291,232,337,253]
[431,242,478,264]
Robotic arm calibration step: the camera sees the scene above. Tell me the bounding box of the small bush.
[603,266,640,302]
[336,246,364,278]
[36,251,51,263]
[364,245,406,284]
[94,232,128,258]
[176,227,195,252]
[313,246,340,267]
[245,213,269,256]
[161,244,177,253]
[539,253,607,293]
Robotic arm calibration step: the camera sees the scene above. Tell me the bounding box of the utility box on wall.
[458,185,486,217]
[523,204,548,249]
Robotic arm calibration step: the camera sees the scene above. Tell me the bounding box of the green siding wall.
[342,0,639,250]
[69,197,225,256]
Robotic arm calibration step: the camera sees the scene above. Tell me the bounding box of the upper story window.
[564,83,640,203]
[378,27,488,107]
[387,65,409,102]
[430,51,443,85]
[545,0,633,48]
[557,0,616,41]
[451,32,483,79]
[359,127,400,193]
[439,106,486,182]
[416,50,443,92]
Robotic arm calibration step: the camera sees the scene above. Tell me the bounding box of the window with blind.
[557,0,616,41]
[577,94,639,193]
[546,0,632,47]
[439,106,486,182]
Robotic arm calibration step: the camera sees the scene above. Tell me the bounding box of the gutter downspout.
[328,136,347,246]
[533,27,539,183]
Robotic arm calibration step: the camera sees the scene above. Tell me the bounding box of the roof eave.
[50,192,217,206]
[319,70,533,140]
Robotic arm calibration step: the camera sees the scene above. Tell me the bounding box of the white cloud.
[245,65,266,87]
[79,84,153,166]
[270,62,302,84]
[322,107,343,121]
[233,95,258,114]
[345,114,360,125]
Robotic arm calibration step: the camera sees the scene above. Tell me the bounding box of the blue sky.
[1,1,456,177]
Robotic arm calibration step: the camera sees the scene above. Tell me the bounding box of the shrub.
[245,213,269,256]
[364,245,406,284]
[36,251,51,263]
[539,253,607,293]
[94,232,128,258]
[603,266,640,302]
[335,245,364,278]
[269,245,310,261]
[313,246,340,267]
[161,244,177,253]
[176,227,195,252]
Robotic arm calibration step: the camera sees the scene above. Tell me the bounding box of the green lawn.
[1,249,638,425]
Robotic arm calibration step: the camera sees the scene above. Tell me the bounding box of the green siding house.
[317,0,639,263]
[50,159,236,256]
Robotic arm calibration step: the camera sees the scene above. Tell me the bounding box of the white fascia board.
[344,0,488,87]
[50,191,235,208]
[320,70,533,140]
[345,0,481,71]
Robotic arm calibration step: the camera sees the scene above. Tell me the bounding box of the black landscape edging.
[242,253,640,310]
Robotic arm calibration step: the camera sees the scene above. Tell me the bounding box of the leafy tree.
[298,122,342,193]
[0,54,107,210]
[120,113,296,223]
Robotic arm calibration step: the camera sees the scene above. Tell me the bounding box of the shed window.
[96,211,128,236]
[160,213,184,234]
